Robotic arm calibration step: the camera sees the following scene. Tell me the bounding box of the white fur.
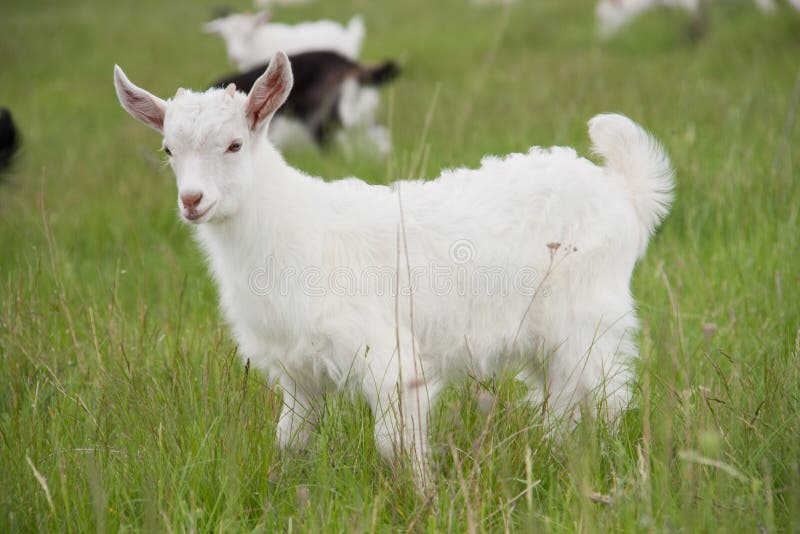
[334,124,392,158]
[204,12,365,70]
[337,79,380,129]
[114,55,673,485]
[335,80,391,156]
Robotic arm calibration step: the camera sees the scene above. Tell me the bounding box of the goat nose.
[181,191,203,210]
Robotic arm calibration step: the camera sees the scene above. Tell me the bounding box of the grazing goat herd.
[113,4,679,487]
[205,10,398,155]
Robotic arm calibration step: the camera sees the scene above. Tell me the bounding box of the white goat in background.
[597,0,800,37]
[114,53,673,486]
[204,11,365,70]
[597,0,699,36]
[255,0,313,6]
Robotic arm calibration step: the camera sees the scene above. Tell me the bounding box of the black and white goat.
[211,51,399,150]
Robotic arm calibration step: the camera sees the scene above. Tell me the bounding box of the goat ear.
[254,10,272,26]
[245,51,293,132]
[114,65,167,133]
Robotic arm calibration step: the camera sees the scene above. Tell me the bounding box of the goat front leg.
[275,375,321,452]
[363,339,440,488]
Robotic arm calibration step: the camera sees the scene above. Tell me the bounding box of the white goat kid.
[113,52,673,486]
[204,11,365,70]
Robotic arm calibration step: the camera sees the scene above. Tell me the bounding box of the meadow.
[1,0,799,531]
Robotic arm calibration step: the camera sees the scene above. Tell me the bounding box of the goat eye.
[226,142,242,153]
[164,146,173,157]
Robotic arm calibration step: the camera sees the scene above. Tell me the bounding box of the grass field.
[2,0,800,531]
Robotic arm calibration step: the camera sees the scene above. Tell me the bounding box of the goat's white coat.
[114,55,673,484]
[204,12,365,70]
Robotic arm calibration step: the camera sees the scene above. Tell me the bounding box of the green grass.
[2,0,799,531]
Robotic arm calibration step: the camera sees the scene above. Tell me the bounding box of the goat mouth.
[183,202,217,223]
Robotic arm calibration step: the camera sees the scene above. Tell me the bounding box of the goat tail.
[358,61,400,86]
[588,113,674,234]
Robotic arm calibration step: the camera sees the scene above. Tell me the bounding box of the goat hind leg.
[540,313,637,432]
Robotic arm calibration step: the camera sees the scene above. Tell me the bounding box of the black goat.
[211,51,399,145]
